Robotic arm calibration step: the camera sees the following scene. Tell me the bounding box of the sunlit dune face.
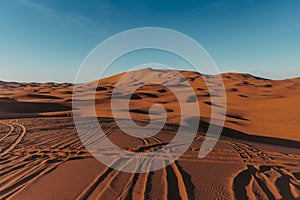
[0,69,300,142]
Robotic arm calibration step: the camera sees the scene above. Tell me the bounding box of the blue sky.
[0,0,300,82]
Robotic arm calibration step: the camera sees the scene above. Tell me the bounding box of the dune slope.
[1,68,299,143]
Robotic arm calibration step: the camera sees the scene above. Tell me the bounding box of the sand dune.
[0,68,299,199]
[1,68,299,142]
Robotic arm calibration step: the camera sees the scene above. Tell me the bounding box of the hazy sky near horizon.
[0,0,300,82]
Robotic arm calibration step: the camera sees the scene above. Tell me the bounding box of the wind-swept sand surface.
[0,68,299,199]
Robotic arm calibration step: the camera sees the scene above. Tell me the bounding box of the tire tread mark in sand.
[148,136,191,200]
[0,120,71,199]
[274,167,300,200]
[84,120,127,148]
[144,170,154,200]
[176,161,196,200]
[0,122,26,157]
[29,129,71,148]
[142,137,167,200]
[94,158,137,199]
[77,125,163,199]
[149,136,162,144]
[76,158,127,200]
[165,161,190,200]
[74,122,111,149]
[0,158,67,199]
[132,142,168,152]
[232,165,300,200]
[0,161,47,198]
[232,165,254,200]
[0,159,43,183]
[130,159,152,200]
[140,138,149,145]
[122,172,140,200]
[117,160,146,200]
[227,142,251,160]
[226,141,273,162]
[143,137,165,200]
[169,162,189,200]
[166,164,181,200]
[132,136,166,152]
[0,162,28,179]
[0,123,14,143]
[245,144,273,161]
[237,142,273,161]
[49,128,87,150]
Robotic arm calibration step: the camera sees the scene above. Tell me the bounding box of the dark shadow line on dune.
[144,171,154,200]
[253,174,276,200]
[175,161,195,200]
[274,168,300,200]
[166,164,181,200]
[187,119,300,149]
[232,165,255,200]
[275,173,295,200]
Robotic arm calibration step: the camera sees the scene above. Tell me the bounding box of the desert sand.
[0,68,299,199]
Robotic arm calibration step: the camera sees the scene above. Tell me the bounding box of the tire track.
[116,160,146,200]
[144,170,156,200]
[77,133,190,200]
[83,120,127,148]
[232,165,300,200]
[1,158,68,199]
[140,138,149,145]
[76,158,127,200]
[0,121,26,157]
[225,141,273,163]
[139,135,193,200]
[132,159,153,200]
[145,136,194,200]
[0,119,73,199]
[168,162,189,200]
[94,158,140,200]
[0,123,14,143]
[5,155,82,199]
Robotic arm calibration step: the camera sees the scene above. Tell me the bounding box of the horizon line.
[0,68,299,84]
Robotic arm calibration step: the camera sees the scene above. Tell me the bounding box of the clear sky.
[0,0,300,82]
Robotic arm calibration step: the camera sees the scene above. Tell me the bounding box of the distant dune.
[0,69,300,199]
[1,68,300,144]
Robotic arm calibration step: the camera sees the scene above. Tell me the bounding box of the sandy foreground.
[0,118,299,199]
[0,68,300,199]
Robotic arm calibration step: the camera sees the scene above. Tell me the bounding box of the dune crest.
[0,69,300,199]
[1,68,299,143]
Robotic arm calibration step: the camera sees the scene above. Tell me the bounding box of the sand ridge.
[1,68,300,142]
[0,69,300,199]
